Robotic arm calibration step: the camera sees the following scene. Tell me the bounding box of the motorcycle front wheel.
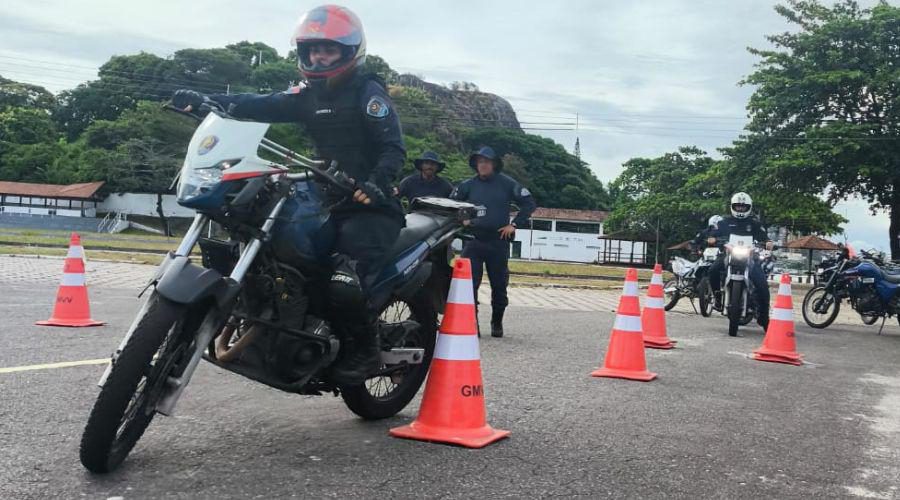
[80,294,194,473]
[801,286,840,329]
[697,277,714,317]
[727,281,744,337]
[341,288,437,420]
[663,278,680,311]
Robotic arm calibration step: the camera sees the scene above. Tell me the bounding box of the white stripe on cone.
[434,333,480,361]
[772,307,793,322]
[651,274,663,285]
[614,314,642,332]
[778,284,791,296]
[446,277,475,305]
[60,273,86,287]
[66,246,84,259]
[645,297,666,309]
[623,281,639,297]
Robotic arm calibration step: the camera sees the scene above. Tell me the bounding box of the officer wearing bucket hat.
[451,146,536,337]
[396,151,454,204]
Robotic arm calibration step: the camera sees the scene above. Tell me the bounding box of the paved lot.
[2,256,900,499]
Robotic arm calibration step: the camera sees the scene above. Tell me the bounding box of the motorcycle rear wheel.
[341,289,437,420]
[801,286,840,329]
[80,294,189,474]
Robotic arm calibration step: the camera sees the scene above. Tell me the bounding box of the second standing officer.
[451,146,536,337]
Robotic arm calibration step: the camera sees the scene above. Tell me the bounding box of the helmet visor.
[731,203,751,214]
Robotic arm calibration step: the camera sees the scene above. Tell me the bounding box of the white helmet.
[730,192,753,219]
[708,215,723,228]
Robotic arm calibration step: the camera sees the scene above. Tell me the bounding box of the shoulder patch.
[520,187,531,197]
[366,95,390,118]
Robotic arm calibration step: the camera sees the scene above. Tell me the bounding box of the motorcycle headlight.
[731,246,751,258]
[177,159,241,202]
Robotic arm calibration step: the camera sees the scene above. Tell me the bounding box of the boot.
[330,326,381,386]
[713,290,723,311]
[490,307,505,338]
[757,311,769,332]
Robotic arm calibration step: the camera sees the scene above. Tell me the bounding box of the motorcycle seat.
[883,272,900,284]
[386,212,448,258]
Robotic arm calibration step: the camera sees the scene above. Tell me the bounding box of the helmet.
[730,192,753,219]
[468,146,503,173]
[414,151,446,173]
[708,215,723,228]
[292,5,366,82]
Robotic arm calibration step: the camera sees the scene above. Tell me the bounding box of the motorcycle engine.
[850,282,881,315]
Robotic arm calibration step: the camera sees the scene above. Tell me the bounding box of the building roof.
[785,235,841,251]
[512,207,609,223]
[0,181,105,200]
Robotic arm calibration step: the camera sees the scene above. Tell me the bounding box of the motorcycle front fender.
[155,253,236,307]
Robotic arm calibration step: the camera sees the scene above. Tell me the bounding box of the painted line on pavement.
[0,358,109,374]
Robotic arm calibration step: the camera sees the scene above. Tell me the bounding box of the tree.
[737,0,900,258]
[0,77,56,111]
[365,55,399,84]
[0,107,58,145]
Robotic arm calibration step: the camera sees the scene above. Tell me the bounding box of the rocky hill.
[396,74,520,130]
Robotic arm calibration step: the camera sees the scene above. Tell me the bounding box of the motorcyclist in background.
[691,215,724,253]
[707,193,774,331]
[172,5,404,385]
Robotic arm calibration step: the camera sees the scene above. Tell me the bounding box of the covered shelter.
[784,235,842,280]
[597,229,662,267]
[0,181,105,217]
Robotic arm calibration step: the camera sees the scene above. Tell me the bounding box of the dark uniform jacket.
[397,174,454,201]
[451,173,536,240]
[208,73,404,216]
[713,216,770,245]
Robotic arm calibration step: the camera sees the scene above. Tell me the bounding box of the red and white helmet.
[292,5,367,81]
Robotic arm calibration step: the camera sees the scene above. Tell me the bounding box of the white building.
[0,181,104,217]
[511,208,610,263]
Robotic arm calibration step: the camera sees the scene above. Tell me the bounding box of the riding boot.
[490,307,505,338]
[330,322,381,386]
[714,290,723,311]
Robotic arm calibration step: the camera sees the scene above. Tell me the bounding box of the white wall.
[98,193,194,218]
[514,229,608,263]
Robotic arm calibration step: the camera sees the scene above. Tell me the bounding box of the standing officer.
[173,5,404,385]
[396,151,454,204]
[451,146,536,337]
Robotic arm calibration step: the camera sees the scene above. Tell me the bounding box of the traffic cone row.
[753,274,803,365]
[36,232,104,328]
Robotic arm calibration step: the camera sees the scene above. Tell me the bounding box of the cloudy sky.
[0,0,890,251]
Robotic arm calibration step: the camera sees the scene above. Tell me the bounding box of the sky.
[0,0,890,251]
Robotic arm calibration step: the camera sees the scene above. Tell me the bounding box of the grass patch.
[508,260,663,280]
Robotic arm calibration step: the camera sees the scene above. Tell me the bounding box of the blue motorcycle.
[802,247,900,332]
[79,103,482,473]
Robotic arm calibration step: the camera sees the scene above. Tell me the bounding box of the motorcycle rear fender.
[154,253,235,306]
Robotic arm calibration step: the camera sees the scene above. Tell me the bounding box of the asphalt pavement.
[2,275,900,499]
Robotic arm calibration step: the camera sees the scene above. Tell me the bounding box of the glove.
[357,181,386,205]
[172,89,205,110]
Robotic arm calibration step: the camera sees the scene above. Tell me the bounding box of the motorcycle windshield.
[176,114,280,204]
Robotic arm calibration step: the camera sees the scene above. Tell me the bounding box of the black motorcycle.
[79,103,483,473]
[720,237,776,337]
[664,246,719,315]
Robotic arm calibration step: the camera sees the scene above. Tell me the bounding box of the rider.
[707,193,774,331]
[691,215,724,253]
[172,5,404,385]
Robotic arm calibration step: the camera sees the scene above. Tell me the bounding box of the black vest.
[298,75,375,185]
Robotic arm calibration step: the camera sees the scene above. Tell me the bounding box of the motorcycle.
[79,103,483,474]
[664,246,719,315]
[720,235,775,337]
[802,248,900,332]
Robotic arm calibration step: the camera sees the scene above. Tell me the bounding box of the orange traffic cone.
[591,268,657,381]
[753,274,802,366]
[642,263,675,349]
[389,258,509,448]
[36,233,104,327]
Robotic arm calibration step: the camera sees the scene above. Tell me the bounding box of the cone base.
[590,366,657,381]
[644,338,675,349]
[36,318,105,327]
[389,421,510,448]
[752,351,803,366]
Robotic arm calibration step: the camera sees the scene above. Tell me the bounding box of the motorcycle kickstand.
[688,298,698,315]
[877,316,887,336]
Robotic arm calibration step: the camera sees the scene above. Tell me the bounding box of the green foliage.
[0,107,57,145]
[0,76,57,111]
[365,55,399,85]
[736,0,900,256]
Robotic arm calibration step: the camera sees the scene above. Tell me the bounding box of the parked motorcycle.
[79,103,483,473]
[802,248,900,332]
[665,246,719,315]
